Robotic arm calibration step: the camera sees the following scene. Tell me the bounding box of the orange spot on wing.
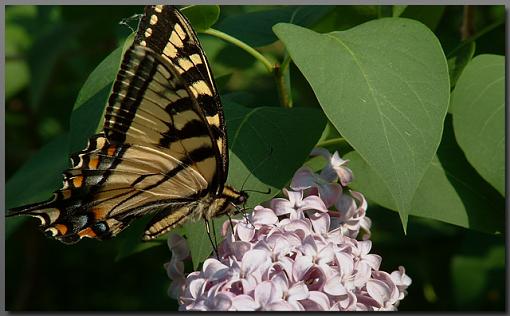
[88,157,100,169]
[61,189,72,199]
[78,227,97,238]
[73,176,84,188]
[107,146,117,156]
[92,207,108,220]
[54,224,68,235]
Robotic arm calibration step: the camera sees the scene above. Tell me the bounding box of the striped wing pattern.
[7,5,240,244]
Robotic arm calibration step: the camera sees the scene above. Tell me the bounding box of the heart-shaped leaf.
[450,54,505,196]
[274,19,450,229]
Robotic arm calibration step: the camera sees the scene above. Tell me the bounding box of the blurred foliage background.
[5,5,505,311]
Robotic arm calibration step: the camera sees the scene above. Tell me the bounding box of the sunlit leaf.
[450,54,504,196]
[275,19,449,229]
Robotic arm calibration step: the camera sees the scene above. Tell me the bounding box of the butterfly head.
[235,190,248,206]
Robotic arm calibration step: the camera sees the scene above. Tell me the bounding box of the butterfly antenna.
[119,13,143,33]
[211,218,219,257]
[204,219,219,260]
[243,187,272,195]
[240,146,274,192]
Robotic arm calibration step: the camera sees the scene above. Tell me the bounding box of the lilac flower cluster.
[165,148,411,311]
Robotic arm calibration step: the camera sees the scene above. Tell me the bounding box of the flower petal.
[290,167,315,190]
[254,281,277,306]
[366,279,391,306]
[292,255,314,282]
[203,258,229,280]
[288,281,309,301]
[317,182,342,207]
[167,233,189,260]
[252,206,278,225]
[270,198,293,216]
[323,275,347,296]
[266,300,295,311]
[241,249,269,275]
[237,220,255,242]
[210,292,233,310]
[299,195,328,213]
[231,294,260,311]
[309,212,330,234]
[301,291,331,310]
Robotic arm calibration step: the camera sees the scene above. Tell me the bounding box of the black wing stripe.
[105,48,160,144]
[107,145,214,214]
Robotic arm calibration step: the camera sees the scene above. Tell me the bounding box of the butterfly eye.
[237,192,248,205]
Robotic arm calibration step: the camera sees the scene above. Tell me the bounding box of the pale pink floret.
[164,148,411,311]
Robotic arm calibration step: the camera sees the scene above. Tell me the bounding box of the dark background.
[5,5,505,310]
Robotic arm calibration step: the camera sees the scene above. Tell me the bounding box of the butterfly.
[7,5,248,245]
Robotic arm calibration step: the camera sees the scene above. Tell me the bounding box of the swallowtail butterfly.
[7,5,248,244]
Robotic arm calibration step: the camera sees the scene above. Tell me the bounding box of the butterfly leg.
[226,213,235,237]
[241,207,255,229]
[204,218,219,260]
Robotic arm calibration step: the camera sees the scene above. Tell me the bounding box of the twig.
[460,5,475,41]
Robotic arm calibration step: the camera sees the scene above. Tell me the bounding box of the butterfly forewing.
[135,5,229,189]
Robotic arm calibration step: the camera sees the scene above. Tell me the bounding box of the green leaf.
[447,41,476,90]
[452,244,505,308]
[182,5,220,32]
[450,54,504,196]
[274,19,450,229]
[69,40,128,153]
[345,116,504,234]
[216,6,333,47]
[5,60,30,99]
[28,21,75,111]
[185,216,226,270]
[399,5,445,31]
[115,219,166,262]
[5,133,70,238]
[392,5,408,17]
[185,101,327,267]
[311,6,377,33]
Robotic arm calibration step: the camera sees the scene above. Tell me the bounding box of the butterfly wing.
[134,5,229,191]
[7,5,228,243]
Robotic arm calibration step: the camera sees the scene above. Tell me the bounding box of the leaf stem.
[316,137,347,148]
[203,28,293,109]
[447,18,504,58]
[280,54,292,73]
[203,28,274,73]
[274,62,292,108]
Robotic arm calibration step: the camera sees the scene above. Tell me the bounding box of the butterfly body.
[7,5,247,244]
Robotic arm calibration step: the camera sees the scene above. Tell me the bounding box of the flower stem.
[203,28,274,73]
